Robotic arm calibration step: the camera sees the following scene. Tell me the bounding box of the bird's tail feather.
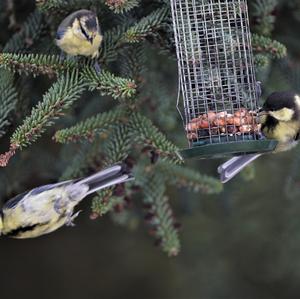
[77,164,134,195]
[218,154,261,183]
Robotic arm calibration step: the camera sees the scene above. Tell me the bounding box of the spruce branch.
[252,34,287,60]
[54,107,125,143]
[3,10,45,53]
[254,53,270,68]
[0,9,46,131]
[156,161,223,194]
[148,194,180,257]
[119,44,146,84]
[90,125,133,215]
[251,0,278,36]
[100,8,168,64]
[0,70,18,137]
[103,124,132,165]
[60,140,104,180]
[11,71,85,148]
[129,112,181,163]
[121,7,169,43]
[100,25,129,64]
[0,71,85,167]
[0,53,77,77]
[60,145,92,180]
[105,0,140,14]
[36,0,96,13]
[82,67,137,99]
[136,168,180,257]
[91,189,123,216]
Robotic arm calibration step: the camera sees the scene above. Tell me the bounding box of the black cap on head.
[73,10,97,30]
[85,15,97,30]
[263,91,297,111]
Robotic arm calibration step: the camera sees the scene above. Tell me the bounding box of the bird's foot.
[59,51,66,62]
[257,132,265,139]
[256,81,262,98]
[66,55,78,63]
[54,196,64,214]
[66,210,82,227]
[94,60,101,74]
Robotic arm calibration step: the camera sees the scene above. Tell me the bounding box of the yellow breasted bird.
[0,164,133,238]
[218,91,300,183]
[55,10,103,71]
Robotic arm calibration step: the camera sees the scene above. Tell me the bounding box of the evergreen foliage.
[105,0,140,14]
[11,71,85,148]
[0,70,17,137]
[0,0,290,255]
[0,53,77,76]
[3,10,45,53]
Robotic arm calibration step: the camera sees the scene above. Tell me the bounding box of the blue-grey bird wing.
[56,12,78,39]
[3,190,30,209]
[29,181,71,196]
[3,181,73,209]
[1,180,77,238]
[56,28,66,40]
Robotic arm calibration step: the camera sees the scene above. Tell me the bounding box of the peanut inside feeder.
[186,109,261,141]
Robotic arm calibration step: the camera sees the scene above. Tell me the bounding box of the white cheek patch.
[74,28,85,40]
[72,19,86,40]
[269,108,294,121]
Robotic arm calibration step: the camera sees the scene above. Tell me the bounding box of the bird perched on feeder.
[218,91,300,183]
[0,164,133,239]
[55,9,103,71]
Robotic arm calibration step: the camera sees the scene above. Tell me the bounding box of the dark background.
[3,154,300,299]
[1,1,300,299]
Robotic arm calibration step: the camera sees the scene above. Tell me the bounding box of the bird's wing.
[56,12,77,40]
[3,180,72,209]
[2,181,74,237]
[3,190,30,209]
[56,28,66,40]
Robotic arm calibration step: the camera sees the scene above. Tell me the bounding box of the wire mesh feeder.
[170,0,277,159]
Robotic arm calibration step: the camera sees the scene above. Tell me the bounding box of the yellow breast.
[56,28,102,58]
[263,120,300,152]
[1,187,76,238]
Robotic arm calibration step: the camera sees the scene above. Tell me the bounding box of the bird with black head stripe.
[55,10,103,71]
[0,164,133,238]
[218,91,300,183]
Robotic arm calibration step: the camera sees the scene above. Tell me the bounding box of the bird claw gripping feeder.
[170,0,278,159]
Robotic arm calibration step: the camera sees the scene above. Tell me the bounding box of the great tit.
[218,91,300,183]
[0,164,133,239]
[55,9,103,71]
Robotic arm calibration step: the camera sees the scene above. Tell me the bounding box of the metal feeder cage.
[170,0,277,159]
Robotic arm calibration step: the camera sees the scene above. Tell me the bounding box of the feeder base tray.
[178,139,278,160]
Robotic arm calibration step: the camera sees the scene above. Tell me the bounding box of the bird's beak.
[257,110,268,117]
[258,107,264,113]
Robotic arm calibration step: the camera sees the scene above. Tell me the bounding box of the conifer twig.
[0,71,86,166]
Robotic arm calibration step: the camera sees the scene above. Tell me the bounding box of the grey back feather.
[3,180,73,209]
[4,190,30,209]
